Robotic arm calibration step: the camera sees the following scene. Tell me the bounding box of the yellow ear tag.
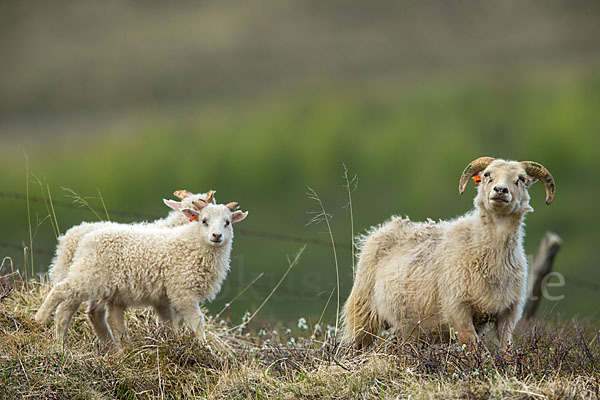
[189,215,197,222]
[473,176,482,184]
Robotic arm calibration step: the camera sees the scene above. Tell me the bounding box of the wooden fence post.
[523,231,562,319]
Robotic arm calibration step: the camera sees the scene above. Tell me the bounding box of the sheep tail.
[341,238,383,348]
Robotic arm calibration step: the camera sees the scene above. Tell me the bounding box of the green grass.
[0,278,598,399]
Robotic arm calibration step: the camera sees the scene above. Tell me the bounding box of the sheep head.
[459,157,555,215]
[165,199,248,247]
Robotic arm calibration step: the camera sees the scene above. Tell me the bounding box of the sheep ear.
[181,208,200,220]
[231,210,248,223]
[163,199,182,211]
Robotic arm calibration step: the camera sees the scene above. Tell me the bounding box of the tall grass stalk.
[31,174,60,240]
[25,154,34,279]
[61,187,104,221]
[306,186,341,340]
[97,188,111,221]
[47,185,60,237]
[342,164,358,277]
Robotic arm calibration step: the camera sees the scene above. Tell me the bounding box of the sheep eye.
[202,218,208,225]
[225,220,230,227]
[483,172,490,178]
[518,176,526,184]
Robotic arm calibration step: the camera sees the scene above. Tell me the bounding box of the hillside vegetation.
[0,279,598,399]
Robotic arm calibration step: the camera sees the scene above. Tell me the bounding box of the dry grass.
[1,275,598,400]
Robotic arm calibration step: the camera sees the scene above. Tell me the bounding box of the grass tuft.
[1,277,598,399]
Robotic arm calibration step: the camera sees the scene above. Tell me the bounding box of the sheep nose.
[212,233,222,241]
[493,185,509,194]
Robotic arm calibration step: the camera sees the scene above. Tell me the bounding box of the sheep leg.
[87,300,113,344]
[153,303,175,325]
[106,303,128,345]
[496,304,520,351]
[446,304,478,350]
[173,299,206,342]
[35,281,71,323]
[54,296,83,343]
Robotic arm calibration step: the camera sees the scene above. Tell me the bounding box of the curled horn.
[520,161,556,205]
[205,190,216,204]
[225,202,239,211]
[173,190,193,200]
[458,157,495,195]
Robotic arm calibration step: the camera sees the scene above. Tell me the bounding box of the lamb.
[45,189,216,343]
[35,197,247,345]
[341,157,555,351]
[48,189,216,283]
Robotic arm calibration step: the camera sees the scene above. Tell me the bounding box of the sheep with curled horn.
[341,157,555,351]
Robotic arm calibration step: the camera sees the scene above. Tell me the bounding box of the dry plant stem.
[343,164,358,347]
[25,154,34,279]
[306,186,340,340]
[61,187,104,221]
[47,185,61,237]
[31,174,60,239]
[215,273,265,319]
[311,287,335,340]
[97,188,111,222]
[342,164,357,278]
[229,245,305,332]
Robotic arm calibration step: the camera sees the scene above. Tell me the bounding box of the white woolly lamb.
[341,157,555,351]
[46,189,216,343]
[35,197,247,345]
[48,189,215,283]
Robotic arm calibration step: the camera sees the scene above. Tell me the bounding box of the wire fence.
[1,190,597,293]
[0,190,351,250]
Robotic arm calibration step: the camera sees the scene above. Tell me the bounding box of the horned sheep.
[341,157,555,350]
[35,197,248,345]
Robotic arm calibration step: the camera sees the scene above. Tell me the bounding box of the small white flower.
[242,311,251,324]
[313,323,323,335]
[258,329,267,336]
[298,317,308,330]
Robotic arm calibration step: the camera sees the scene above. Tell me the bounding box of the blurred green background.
[1,1,599,326]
